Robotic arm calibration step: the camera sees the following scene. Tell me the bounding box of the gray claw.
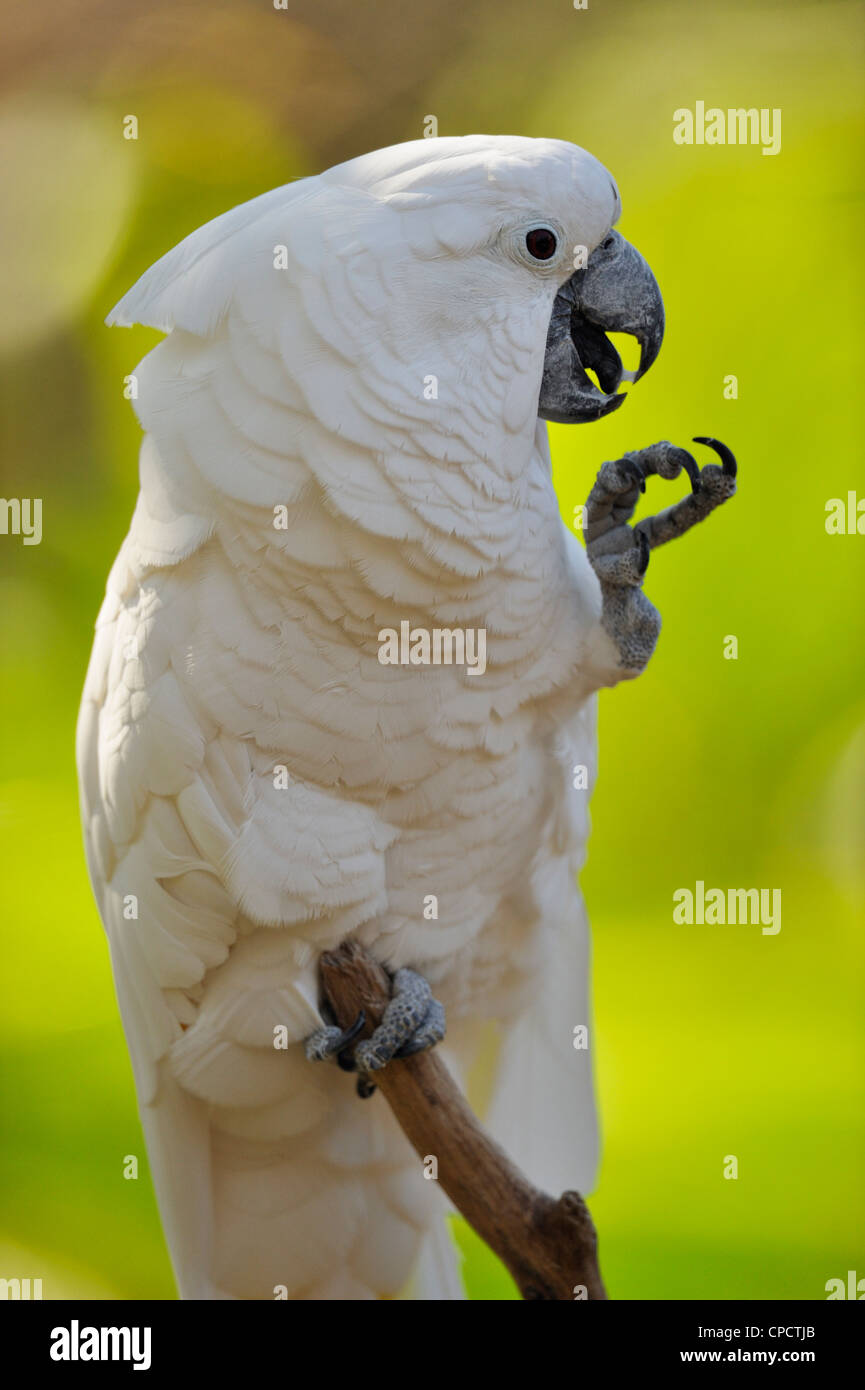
[354,968,445,1073]
[395,999,447,1058]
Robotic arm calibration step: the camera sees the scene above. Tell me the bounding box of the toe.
[305,1025,345,1062]
[395,998,446,1058]
[353,970,447,1073]
[354,968,433,1072]
[304,1010,366,1062]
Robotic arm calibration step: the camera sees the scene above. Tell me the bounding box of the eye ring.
[524,227,558,261]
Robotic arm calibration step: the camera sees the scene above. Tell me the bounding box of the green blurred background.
[1,0,862,1300]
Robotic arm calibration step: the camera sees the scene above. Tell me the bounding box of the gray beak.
[537,230,665,424]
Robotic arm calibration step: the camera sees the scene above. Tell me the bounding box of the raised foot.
[585,437,737,675]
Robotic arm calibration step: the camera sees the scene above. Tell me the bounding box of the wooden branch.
[319,940,607,1301]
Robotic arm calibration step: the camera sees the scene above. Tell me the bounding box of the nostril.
[602,235,615,250]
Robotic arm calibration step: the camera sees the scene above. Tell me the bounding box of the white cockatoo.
[77,135,736,1300]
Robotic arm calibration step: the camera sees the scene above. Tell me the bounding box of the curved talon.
[693,436,737,478]
[636,529,650,575]
[671,447,702,494]
[330,1009,366,1069]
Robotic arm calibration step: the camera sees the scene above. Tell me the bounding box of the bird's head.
[319,134,664,433]
[108,135,666,542]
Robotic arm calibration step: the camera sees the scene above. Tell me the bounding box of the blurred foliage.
[0,0,862,1301]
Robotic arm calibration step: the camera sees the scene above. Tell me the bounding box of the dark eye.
[525,227,558,261]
